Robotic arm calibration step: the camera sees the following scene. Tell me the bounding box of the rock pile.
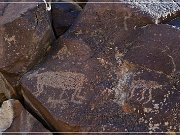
[0,0,179,134]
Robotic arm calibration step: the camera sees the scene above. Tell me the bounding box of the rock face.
[21,0,180,132]
[0,0,178,134]
[51,0,82,37]
[0,100,52,134]
[119,24,180,132]
[0,0,55,75]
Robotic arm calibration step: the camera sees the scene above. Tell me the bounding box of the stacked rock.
[0,0,179,134]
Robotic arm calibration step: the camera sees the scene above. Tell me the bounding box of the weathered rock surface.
[0,0,55,75]
[119,24,180,132]
[0,99,52,134]
[51,0,82,37]
[121,0,180,23]
[18,0,180,133]
[0,100,14,133]
[21,6,180,133]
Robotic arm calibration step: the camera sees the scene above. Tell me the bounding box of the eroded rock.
[0,99,52,134]
[0,0,55,75]
[21,25,180,133]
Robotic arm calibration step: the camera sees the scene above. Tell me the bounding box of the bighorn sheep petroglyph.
[27,71,87,104]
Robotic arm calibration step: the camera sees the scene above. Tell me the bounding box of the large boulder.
[0,0,55,75]
[21,0,180,133]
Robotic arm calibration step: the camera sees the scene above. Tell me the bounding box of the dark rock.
[76,0,88,8]
[0,72,17,103]
[52,0,88,8]
[0,0,55,75]
[21,0,180,133]
[0,99,52,134]
[123,25,180,75]
[120,24,180,132]
[65,0,180,48]
[51,0,82,37]
[21,24,180,132]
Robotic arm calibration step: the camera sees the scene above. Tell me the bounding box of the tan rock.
[0,100,14,132]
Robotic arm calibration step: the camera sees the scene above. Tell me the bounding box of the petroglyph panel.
[20,2,180,132]
[27,71,87,105]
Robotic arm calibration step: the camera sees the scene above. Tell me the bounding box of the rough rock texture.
[118,24,180,132]
[122,0,180,23]
[0,73,16,105]
[21,0,180,132]
[51,0,82,37]
[0,0,178,133]
[0,100,52,134]
[0,0,55,75]
[0,100,14,132]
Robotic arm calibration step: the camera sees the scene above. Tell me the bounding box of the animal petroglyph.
[113,59,162,105]
[128,80,163,104]
[27,71,87,105]
[47,90,69,109]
